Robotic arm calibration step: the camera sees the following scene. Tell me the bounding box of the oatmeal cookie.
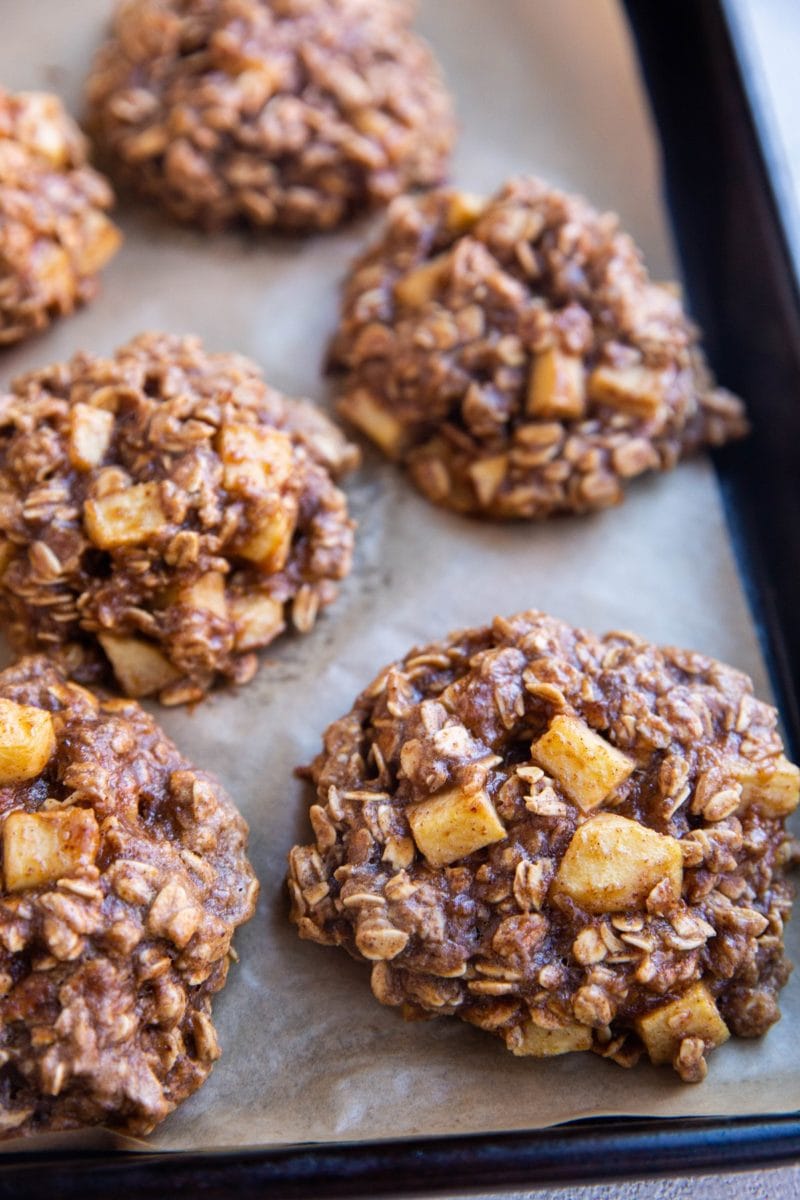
[288,611,799,1081]
[0,89,121,347]
[0,655,257,1139]
[329,178,748,517]
[84,0,455,232]
[0,332,358,705]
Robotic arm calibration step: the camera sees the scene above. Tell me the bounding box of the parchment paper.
[1,0,798,1154]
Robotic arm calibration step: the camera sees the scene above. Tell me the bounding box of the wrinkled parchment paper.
[1,0,798,1155]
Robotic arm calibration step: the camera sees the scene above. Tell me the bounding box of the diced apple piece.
[732,756,800,817]
[69,403,115,471]
[231,594,284,651]
[468,455,507,506]
[509,1021,593,1058]
[218,424,294,495]
[636,983,730,1066]
[0,700,55,784]
[531,714,634,812]
[527,347,586,420]
[553,813,683,914]
[407,786,507,868]
[33,242,72,306]
[84,482,166,549]
[338,389,406,458]
[73,210,122,276]
[179,572,228,619]
[15,93,72,167]
[238,505,296,572]
[3,807,100,892]
[587,364,668,419]
[444,191,485,234]
[99,634,180,697]
[394,253,450,308]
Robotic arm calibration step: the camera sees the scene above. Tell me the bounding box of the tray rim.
[2,1114,800,1197]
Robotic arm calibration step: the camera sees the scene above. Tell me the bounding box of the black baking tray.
[4,0,800,1194]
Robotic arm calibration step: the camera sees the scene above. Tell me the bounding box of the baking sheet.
[1,0,798,1154]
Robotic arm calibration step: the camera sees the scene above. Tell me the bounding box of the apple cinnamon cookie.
[288,611,799,1081]
[0,332,357,705]
[85,0,455,232]
[0,655,258,1139]
[329,178,749,517]
[0,89,121,346]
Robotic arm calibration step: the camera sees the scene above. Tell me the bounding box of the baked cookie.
[0,89,121,346]
[0,332,358,705]
[328,178,749,517]
[0,655,257,1139]
[85,0,455,232]
[288,611,799,1081]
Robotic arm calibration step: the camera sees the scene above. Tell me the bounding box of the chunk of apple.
[468,455,507,507]
[407,786,506,868]
[553,813,683,914]
[0,699,55,784]
[3,807,100,892]
[338,389,406,458]
[732,755,800,817]
[231,594,284,651]
[15,92,72,166]
[527,347,586,420]
[394,253,450,308]
[99,634,180,697]
[73,210,122,276]
[83,482,166,549]
[178,572,228,619]
[218,424,294,494]
[587,363,668,419]
[509,1021,593,1058]
[444,191,485,234]
[69,403,115,471]
[530,714,634,812]
[636,982,730,1065]
[237,505,296,573]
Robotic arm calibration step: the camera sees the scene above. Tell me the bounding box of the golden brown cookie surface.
[0,656,258,1139]
[329,179,748,517]
[0,332,358,704]
[288,610,799,1081]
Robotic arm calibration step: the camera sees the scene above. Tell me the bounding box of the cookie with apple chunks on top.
[0,655,257,1139]
[0,332,358,704]
[329,178,747,517]
[289,610,798,1081]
